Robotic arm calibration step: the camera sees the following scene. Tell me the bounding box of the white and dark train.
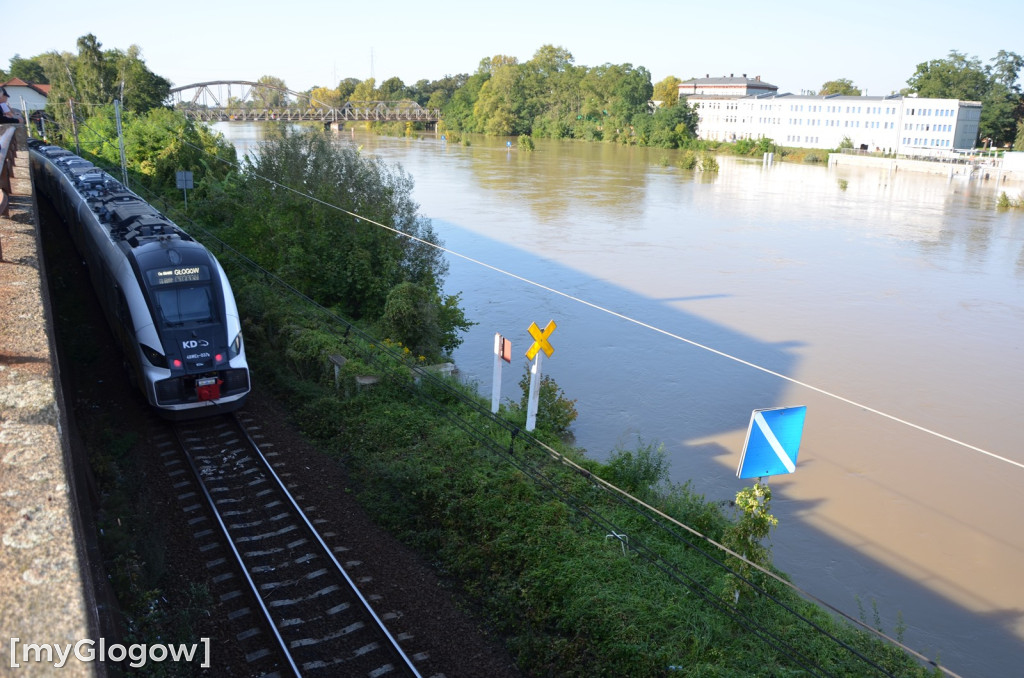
[29,139,250,418]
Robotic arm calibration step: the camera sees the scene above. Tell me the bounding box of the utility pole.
[114,100,129,187]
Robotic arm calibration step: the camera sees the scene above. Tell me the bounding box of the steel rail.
[231,414,422,677]
[173,421,302,676]
[175,414,422,677]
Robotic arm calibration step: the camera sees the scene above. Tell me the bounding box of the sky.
[3,0,1022,98]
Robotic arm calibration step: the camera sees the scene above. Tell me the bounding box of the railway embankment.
[0,124,100,676]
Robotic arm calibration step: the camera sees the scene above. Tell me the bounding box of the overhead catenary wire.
[219,135,1023,474]
[54,120,965,676]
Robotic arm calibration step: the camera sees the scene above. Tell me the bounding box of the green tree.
[982,50,1024,147]
[309,85,341,108]
[647,101,698,148]
[37,35,171,137]
[819,78,861,96]
[418,73,465,110]
[111,45,171,113]
[351,77,377,101]
[525,45,583,139]
[379,282,469,357]
[610,63,653,121]
[77,106,236,198]
[443,71,488,131]
[904,49,1024,147]
[204,127,469,358]
[378,76,408,101]
[336,77,361,102]
[7,54,48,83]
[254,75,289,107]
[473,56,527,135]
[988,49,1024,92]
[652,75,681,106]
[73,33,112,105]
[903,50,988,100]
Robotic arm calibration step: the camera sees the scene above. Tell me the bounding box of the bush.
[601,439,668,495]
[678,150,698,170]
[511,364,579,436]
[699,153,719,172]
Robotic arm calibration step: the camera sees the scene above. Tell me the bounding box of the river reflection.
[214,123,1024,676]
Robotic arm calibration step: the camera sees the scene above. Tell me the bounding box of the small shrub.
[513,363,578,436]
[722,482,778,602]
[699,153,719,172]
[518,134,535,151]
[734,139,756,155]
[296,395,347,440]
[602,438,668,495]
[996,191,1022,209]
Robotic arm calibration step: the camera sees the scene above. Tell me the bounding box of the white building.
[1,78,50,119]
[678,76,982,155]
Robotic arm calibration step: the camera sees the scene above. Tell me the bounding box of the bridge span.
[167,80,440,125]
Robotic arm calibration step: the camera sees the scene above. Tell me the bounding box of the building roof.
[1,78,51,97]
[680,74,778,90]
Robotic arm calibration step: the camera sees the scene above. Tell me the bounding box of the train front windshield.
[153,286,214,324]
[145,265,215,326]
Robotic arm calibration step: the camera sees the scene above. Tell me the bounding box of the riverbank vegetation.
[996,191,1024,208]
[210,245,941,676]
[129,123,940,675]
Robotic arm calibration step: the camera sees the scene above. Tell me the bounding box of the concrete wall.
[0,127,100,676]
[828,151,1022,186]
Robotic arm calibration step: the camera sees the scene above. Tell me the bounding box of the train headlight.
[228,332,243,360]
[140,344,168,368]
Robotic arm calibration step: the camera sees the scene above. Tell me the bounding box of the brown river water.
[216,123,1024,677]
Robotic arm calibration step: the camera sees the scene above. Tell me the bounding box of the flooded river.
[216,123,1024,676]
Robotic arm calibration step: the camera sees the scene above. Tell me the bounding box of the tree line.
[5,37,1023,149]
[283,45,1024,150]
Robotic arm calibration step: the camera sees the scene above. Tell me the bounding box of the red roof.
[1,78,50,97]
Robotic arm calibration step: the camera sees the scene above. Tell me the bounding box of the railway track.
[171,413,423,677]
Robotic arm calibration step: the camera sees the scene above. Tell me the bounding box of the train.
[29,139,250,418]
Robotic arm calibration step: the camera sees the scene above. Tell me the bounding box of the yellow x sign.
[526,320,557,360]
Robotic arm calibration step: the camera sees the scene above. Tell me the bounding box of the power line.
[208,134,1022,474]
[49,121,959,675]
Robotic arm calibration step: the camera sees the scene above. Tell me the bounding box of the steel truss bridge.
[167,80,440,125]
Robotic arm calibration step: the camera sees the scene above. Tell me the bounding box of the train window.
[154,286,214,325]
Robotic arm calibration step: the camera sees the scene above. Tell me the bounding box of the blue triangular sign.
[737,406,807,479]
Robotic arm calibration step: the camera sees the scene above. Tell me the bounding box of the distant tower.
[370,48,375,81]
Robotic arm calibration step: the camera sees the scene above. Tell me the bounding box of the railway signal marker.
[525,320,557,431]
[737,406,807,479]
[492,333,512,413]
[526,320,557,360]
